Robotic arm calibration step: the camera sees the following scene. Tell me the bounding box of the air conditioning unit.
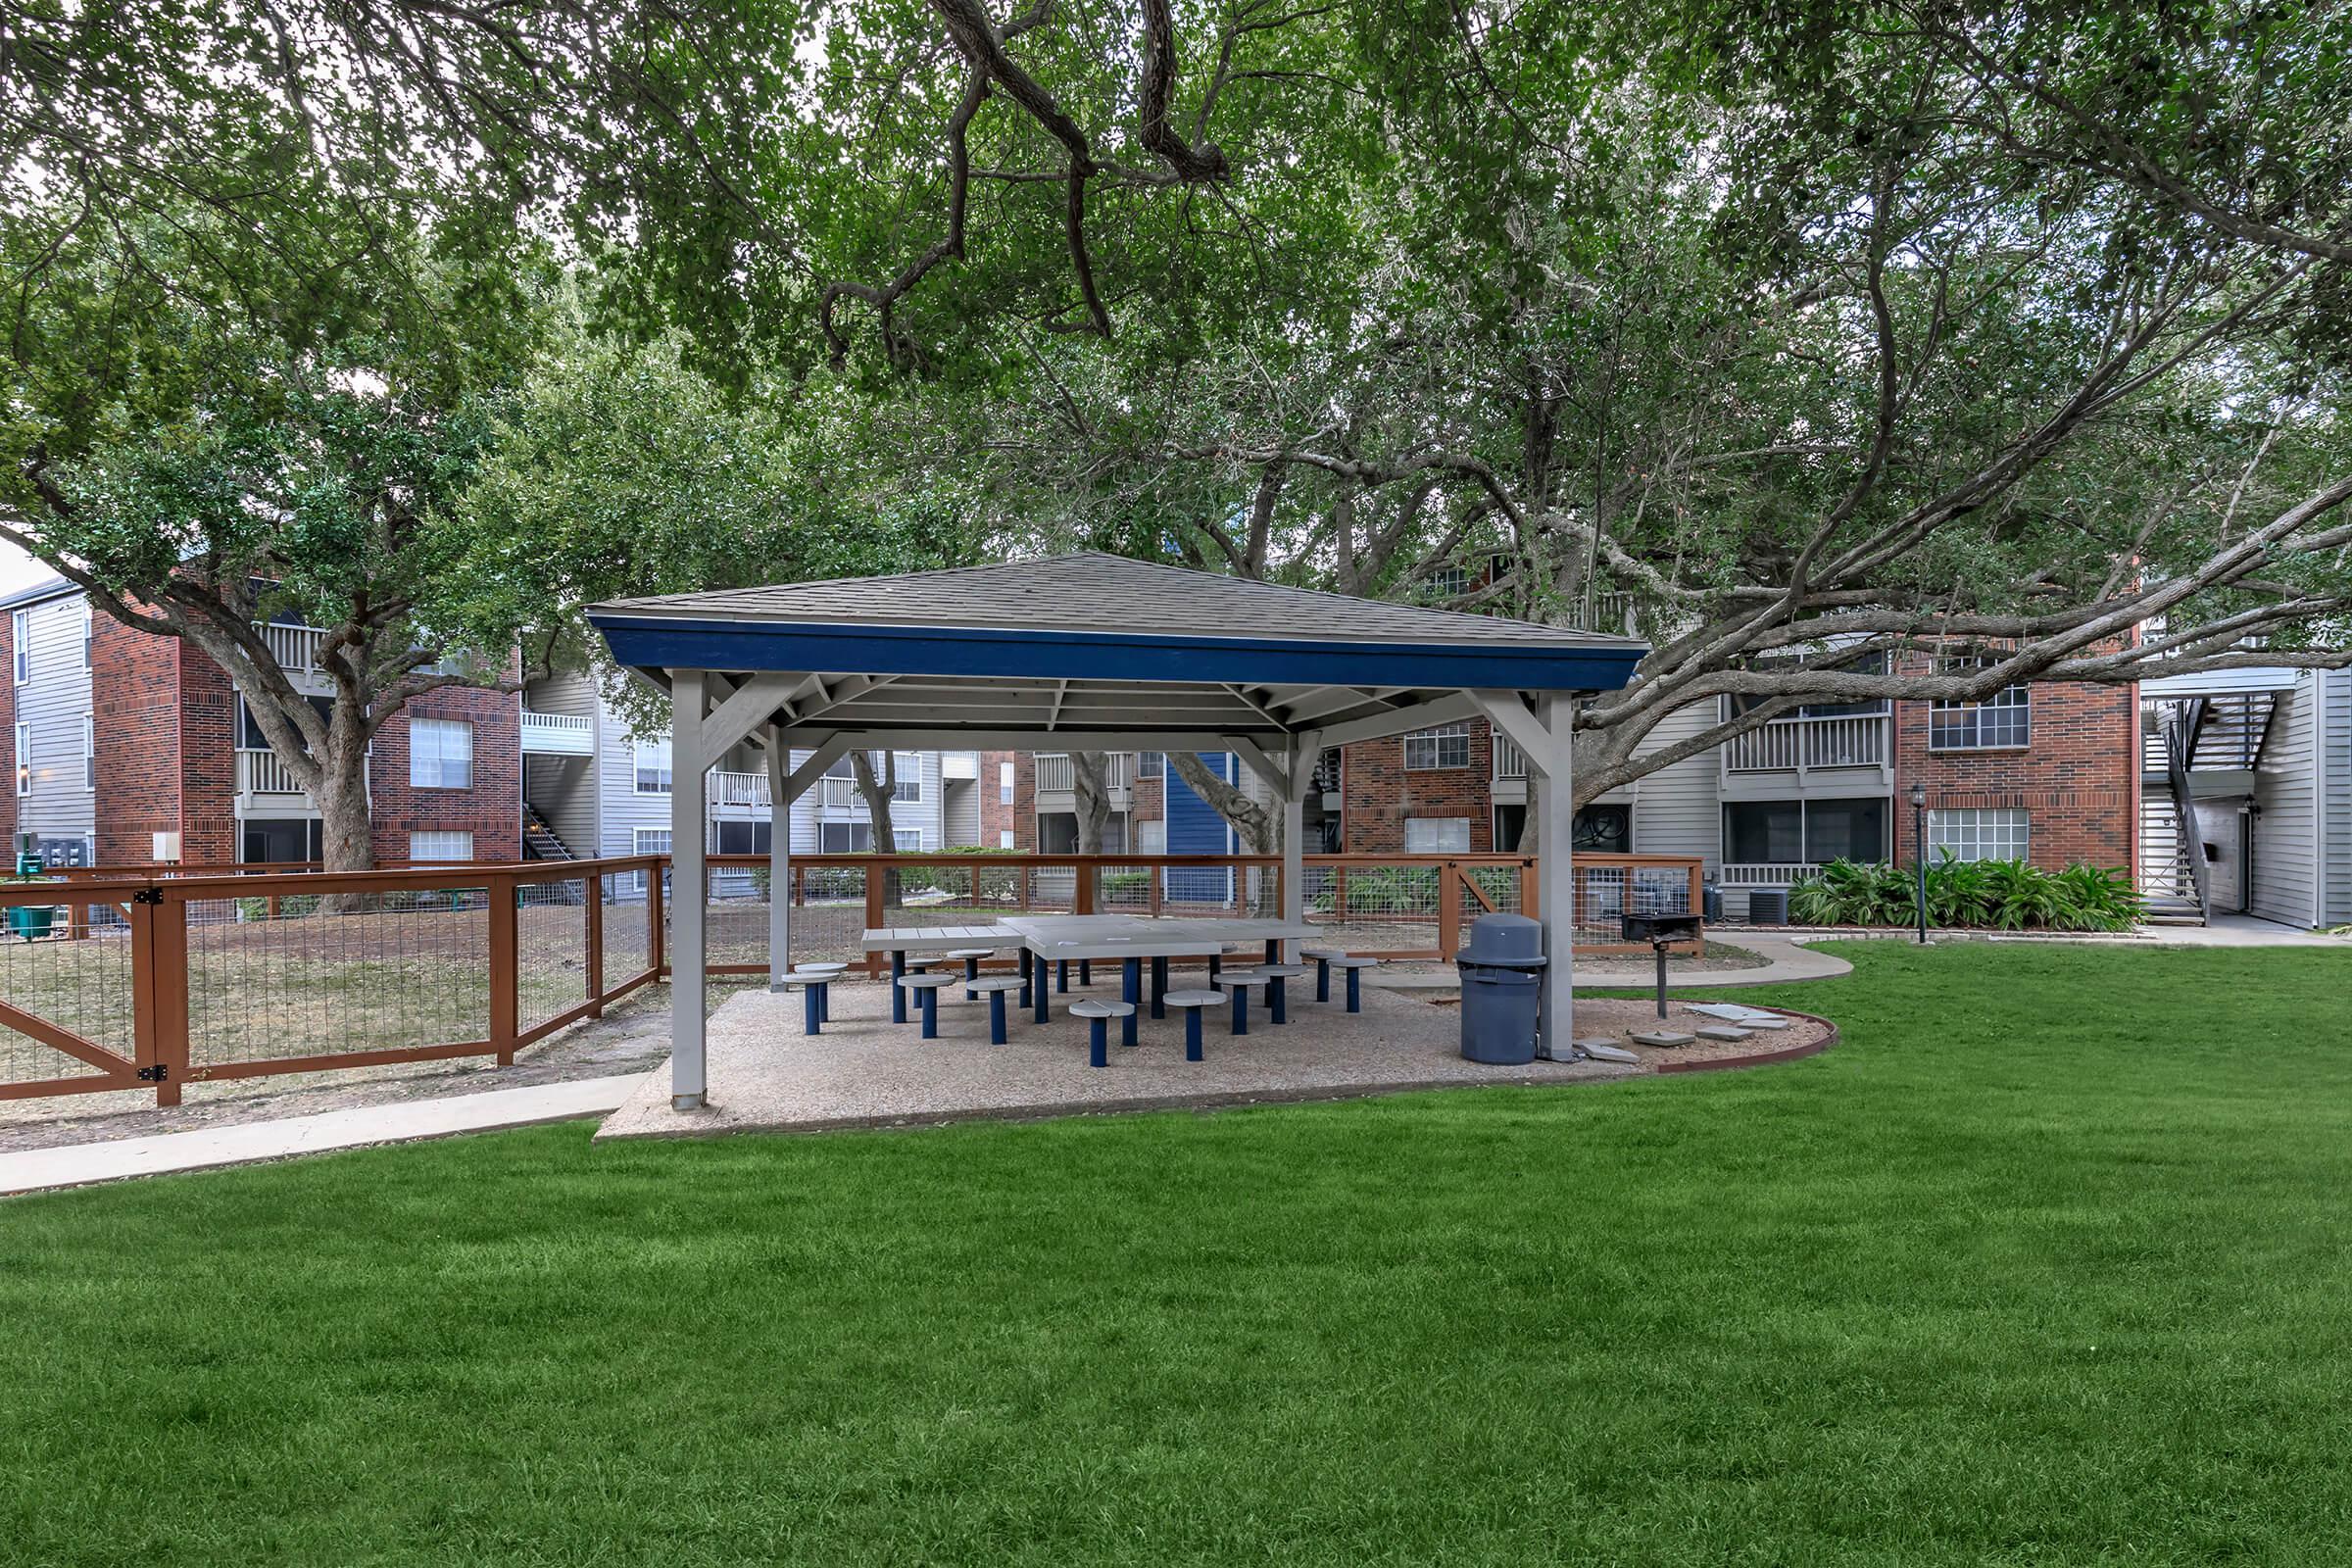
[151,831,181,864]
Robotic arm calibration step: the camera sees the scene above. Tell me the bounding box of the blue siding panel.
[1164,753,1235,905]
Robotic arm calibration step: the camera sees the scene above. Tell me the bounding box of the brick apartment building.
[983,665,2142,916]
[1,578,520,867]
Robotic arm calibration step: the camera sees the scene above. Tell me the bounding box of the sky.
[0,540,63,597]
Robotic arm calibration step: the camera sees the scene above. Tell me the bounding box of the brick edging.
[1650,1005,1839,1074]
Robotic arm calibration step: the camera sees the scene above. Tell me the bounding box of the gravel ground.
[600,979,1829,1138]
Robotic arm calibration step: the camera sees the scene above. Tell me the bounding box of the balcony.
[1034,752,1135,811]
[262,621,327,675]
[711,769,772,809]
[520,709,594,756]
[1721,712,1890,777]
[236,748,368,808]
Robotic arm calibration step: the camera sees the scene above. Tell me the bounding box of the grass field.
[5,943,2351,1564]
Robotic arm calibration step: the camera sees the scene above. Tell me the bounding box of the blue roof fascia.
[588,614,1646,695]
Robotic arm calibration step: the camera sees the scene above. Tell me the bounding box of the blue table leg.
[1269,975,1288,1025]
[1185,1008,1203,1062]
[1121,959,1142,1047]
[988,990,1007,1045]
[1089,1016,1108,1068]
[1034,956,1051,1023]
[1056,958,1069,994]
[890,950,906,1023]
[819,980,832,1022]
[1018,948,1032,1008]
[1264,938,1279,963]
[1347,967,1363,1012]
[1208,953,1221,979]
[1150,956,1167,1018]
[1315,958,1331,1003]
[1079,958,1092,987]
[919,987,938,1040]
[803,985,821,1036]
[1230,989,1249,1036]
[964,955,981,999]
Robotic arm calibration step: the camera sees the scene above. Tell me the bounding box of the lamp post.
[1909,780,1929,944]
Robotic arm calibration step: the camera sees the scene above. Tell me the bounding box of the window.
[632,827,671,895]
[893,829,921,852]
[890,752,921,803]
[1404,816,1472,853]
[999,760,1015,805]
[712,820,772,856]
[14,720,27,795]
[634,737,673,794]
[1722,798,1889,864]
[1417,564,1473,603]
[998,829,1015,850]
[238,695,334,752]
[1137,751,1166,780]
[1930,808,2031,863]
[1930,659,2031,750]
[80,602,92,669]
[242,818,323,865]
[818,821,873,853]
[1139,818,1166,855]
[81,711,93,790]
[1403,723,1470,771]
[408,718,473,789]
[408,830,474,864]
[11,609,27,684]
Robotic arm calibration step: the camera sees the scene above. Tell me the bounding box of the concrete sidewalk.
[0,1072,647,1197]
[1374,938,1852,990]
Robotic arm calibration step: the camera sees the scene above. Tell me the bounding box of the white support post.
[1532,693,1576,1058]
[1281,759,1305,962]
[765,724,791,990]
[670,670,710,1111]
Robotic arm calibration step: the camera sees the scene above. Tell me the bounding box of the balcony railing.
[262,622,326,673]
[520,710,594,756]
[1719,861,1826,887]
[1035,753,1135,794]
[1493,734,1531,779]
[236,749,368,801]
[711,770,771,808]
[1722,712,1889,773]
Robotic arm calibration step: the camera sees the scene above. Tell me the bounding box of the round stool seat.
[1255,963,1308,979]
[966,976,1024,994]
[896,972,960,991]
[1161,989,1224,1008]
[942,948,997,961]
[1299,946,1343,961]
[1069,998,1134,1018]
[1213,971,1267,989]
[1329,956,1380,968]
[795,960,850,974]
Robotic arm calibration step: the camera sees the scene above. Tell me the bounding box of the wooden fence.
[0,851,1698,1107]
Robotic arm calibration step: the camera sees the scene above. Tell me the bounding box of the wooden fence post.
[1438,862,1462,961]
[648,858,666,979]
[864,863,887,976]
[489,872,519,1065]
[584,870,606,1019]
[1075,858,1096,915]
[142,889,190,1108]
[1522,856,1541,920]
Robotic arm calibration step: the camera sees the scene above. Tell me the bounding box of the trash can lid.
[1457,912,1548,967]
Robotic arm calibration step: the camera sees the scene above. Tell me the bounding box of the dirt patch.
[1421,992,1830,1069]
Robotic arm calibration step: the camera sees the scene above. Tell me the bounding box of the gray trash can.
[1747,888,1788,926]
[1455,912,1548,1064]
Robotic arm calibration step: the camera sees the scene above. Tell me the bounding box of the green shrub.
[1787,858,2139,932]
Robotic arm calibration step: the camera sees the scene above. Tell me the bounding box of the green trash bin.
[8,848,59,941]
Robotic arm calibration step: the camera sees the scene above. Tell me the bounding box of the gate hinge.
[132,887,166,906]
[136,1063,170,1083]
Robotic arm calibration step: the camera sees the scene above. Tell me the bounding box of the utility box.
[1455,912,1548,1065]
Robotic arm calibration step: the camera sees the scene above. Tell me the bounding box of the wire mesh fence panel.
[0,903,137,1088]
[785,864,866,968]
[600,871,655,986]
[1095,863,1153,913]
[1459,865,1524,926]
[183,886,495,1068]
[516,878,591,1036]
[1024,864,1076,913]
[704,863,771,970]
[1301,862,1441,954]
[1572,864,1631,945]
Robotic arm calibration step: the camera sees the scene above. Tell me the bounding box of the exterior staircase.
[521,808,588,905]
[2137,692,2278,926]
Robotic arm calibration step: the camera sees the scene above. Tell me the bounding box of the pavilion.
[588,553,1646,1109]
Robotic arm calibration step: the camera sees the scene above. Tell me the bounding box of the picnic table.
[862,914,1311,1032]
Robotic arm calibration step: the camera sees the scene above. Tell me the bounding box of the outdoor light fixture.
[1908,781,1930,944]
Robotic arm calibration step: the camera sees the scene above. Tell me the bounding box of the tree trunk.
[1165,750,1282,914]
[848,750,899,849]
[1069,750,1117,910]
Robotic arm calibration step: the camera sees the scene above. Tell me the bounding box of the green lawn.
[6,945,2352,1565]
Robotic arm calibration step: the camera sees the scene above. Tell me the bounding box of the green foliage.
[1788,858,2140,933]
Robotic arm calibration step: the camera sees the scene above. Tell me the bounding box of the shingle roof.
[591,552,1636,652]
